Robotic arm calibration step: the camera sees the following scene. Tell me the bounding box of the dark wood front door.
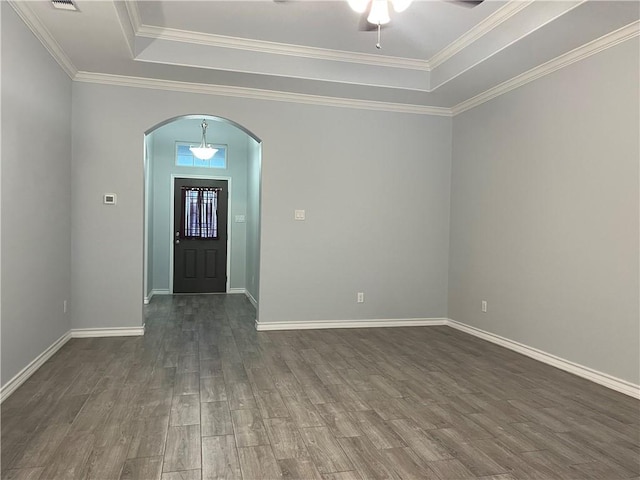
[173,178,228,293]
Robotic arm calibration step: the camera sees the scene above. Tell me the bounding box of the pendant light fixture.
[189,120,218,160]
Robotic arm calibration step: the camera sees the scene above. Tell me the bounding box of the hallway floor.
[1,294,638,479]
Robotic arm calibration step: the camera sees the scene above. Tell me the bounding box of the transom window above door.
[176,142,227,168]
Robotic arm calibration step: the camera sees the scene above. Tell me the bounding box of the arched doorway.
[143,114,262,316]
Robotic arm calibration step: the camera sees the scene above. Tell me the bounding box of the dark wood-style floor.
[1,295,639,480]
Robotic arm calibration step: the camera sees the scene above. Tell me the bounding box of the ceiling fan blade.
[448,0,484,8]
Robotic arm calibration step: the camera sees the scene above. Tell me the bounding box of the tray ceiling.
[9,0,640,112]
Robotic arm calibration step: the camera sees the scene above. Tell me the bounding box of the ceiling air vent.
[51,0,78,11]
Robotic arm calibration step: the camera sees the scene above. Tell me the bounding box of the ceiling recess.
[51,0,79,12]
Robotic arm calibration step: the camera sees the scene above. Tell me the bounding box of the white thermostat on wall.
[103,193,117,205]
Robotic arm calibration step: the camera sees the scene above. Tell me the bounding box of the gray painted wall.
[449,39,640,384]
[246,138,262,306]
[70,82,452,329]
[149,118,249,291]
[1,4,72,385]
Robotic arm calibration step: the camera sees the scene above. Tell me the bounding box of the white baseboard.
[144,289,170,304]
[447,318,640,400]
[70,326,145,338]
[256,318,448,331]
[245,290,258,309]
[0,331,72,404]
[228,288,258,309]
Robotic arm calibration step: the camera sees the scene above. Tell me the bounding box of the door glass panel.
[180,187,221,239]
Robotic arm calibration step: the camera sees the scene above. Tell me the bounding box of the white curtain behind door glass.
[181,187,219,238]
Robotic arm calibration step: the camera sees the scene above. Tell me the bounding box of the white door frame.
[169,173,233,294]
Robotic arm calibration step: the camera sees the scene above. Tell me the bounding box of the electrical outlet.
[357,292,364,303]
[481,300,487,313]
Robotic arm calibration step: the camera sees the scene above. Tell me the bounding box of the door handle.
[175,231,180,245]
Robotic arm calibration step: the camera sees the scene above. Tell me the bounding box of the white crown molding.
[447,319,640,399]
[7,0,77,79]
[124,0,142,32]
[452,20,640,116]
[0,331,72,404]
[428,0,535,69]
[112,0,136,58]
[70,326,145,338]
[73,72,452,116]
[136,24,429,72]
[430,0,587,92]
[255,318,448,331]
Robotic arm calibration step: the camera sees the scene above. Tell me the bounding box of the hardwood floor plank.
[170,394,201,426]
[127,415,170,459]
[425,458,475,479]
[430,431,509,477]
[383,447,439,480]
[254,390,290,419]
[336,436,396,480]
[200,401,233,437]
[39,394,90,427]
[300,427,354,474]
[175,373,200,396]
[263,417,309,460]
[148,368,177,390]
[231,408,270,447]
[320,472,362,480]
[352,410,405,450]
[199,358,223,378]
[315,403,362,438]
[38,432,95,480]
[161,470,202,480]
[1,467,45,480]
[325,385,370,411]
[278,457,323,480]
[13,424,70,469]
[201,435,241,480]
[199,376,227,403]
[237,445,283,479]
[119,456,163,480]
[388,419,452,462]
[285,397,325,428]
[177,355,200,374]
[164,425,202,472]
[227,382,258,410]
[83,442,131,480]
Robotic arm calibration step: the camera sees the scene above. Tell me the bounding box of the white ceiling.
[10,0,640,111]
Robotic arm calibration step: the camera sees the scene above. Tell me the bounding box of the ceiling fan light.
[391,0,412,13]
[368,0,390,25]
[348,0,369,13]
[189,146,218,160]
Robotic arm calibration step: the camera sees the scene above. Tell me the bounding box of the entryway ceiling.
[12,0,640,111]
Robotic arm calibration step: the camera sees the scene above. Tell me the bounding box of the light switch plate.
[235,215,246,223]
[104,193,117,205]
[294,209,305,221]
